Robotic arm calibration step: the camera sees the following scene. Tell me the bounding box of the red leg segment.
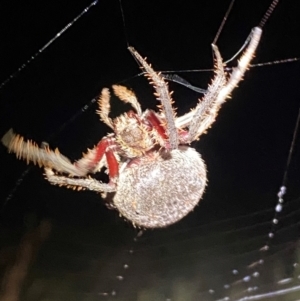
[94,138,111,164]
[105,149,119,180]
[75,137,119,181]
[94,138,119,180]
[145,110,168,140]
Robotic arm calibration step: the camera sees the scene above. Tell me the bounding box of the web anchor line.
[118,0,130,48]
[212,0,236,45]
[0,0,99,91]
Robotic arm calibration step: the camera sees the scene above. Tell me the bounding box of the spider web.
[0,0,300,300]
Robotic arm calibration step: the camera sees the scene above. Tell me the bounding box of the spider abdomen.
[113,146,207,228]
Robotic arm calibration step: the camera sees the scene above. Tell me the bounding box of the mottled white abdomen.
[113,146,207,228]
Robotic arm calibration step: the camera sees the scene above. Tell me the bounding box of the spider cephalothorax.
[2,27,262,228]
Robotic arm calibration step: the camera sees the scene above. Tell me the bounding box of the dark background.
[0,0,300,300]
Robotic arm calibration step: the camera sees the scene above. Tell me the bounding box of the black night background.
[0,0,300,300]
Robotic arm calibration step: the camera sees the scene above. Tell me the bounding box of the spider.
[2,27,262,228]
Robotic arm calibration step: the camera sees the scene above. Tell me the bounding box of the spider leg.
[44,168,116,193]
[128,47,179,150]
[176,27,262,142]
[218,27,262,100]
[1,129,119,180]
[143,110,168,147]
[44,137,119,192]
[112,85,142,116]
[1,129,86,176]
[185,44,226,142]
[75,137,119,180]
[38,142,112,191]
[97,88,114,129]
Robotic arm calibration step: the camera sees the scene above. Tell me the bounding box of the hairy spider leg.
[97,88,114,129]
[144,110,167,139]
[97,85,143,130]
[42,138,120,193]
[88,137,119,181]
[1,129,119,184]
[1,129,87,177]
[186,44,226,142]
[44,167,116,193]
[175,27,262,141]
[142,110,171,149]
[112,85,142,116]
[41,137,120,192]
[128,47,179,150]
